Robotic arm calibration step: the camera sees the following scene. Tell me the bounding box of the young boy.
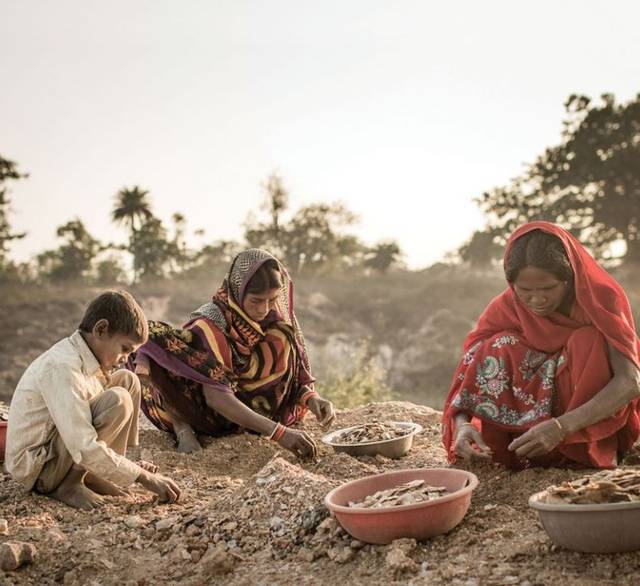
[6,290,180,509]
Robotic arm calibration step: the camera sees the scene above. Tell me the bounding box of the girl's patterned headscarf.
[190,248,312,374]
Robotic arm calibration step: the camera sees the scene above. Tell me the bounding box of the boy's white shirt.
[5,330,143,489]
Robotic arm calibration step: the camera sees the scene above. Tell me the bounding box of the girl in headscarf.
[443,222,640,469]
[133,249,335,458]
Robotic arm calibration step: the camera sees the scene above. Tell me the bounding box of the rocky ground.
[2,401,640,585]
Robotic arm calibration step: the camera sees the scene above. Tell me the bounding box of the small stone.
[0,519,8,535]
[327,546,356,564]
[0,542,37,572]
[317,517,337,533]
[483,504,497,511]
[350,540,364,549]
[185,524,201,537]
[124,515,145,529]
[46,528,66,542]
[256,474,277,486]
[170,547,191,562]
[389,538,417,555]
[385,544,418,574]
[99,558,115,570]
[191,550,202,563]
[156,516,179,531]
[200,545,236,576]
[222,521,238,532]
[298,549,315,562]
[193,516,207,527]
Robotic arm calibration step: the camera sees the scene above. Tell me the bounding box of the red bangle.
[270,423,286,442]
[300,389,319,407]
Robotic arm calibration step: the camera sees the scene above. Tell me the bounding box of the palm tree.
[112,186,153,237]
[112,186,154,281]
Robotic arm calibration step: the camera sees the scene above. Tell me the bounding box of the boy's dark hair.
[245,259,283,295]
[78,290,148,342]
[505,229,574,283]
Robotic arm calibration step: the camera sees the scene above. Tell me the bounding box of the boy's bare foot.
[176,427,202,453]
[84,473,129,497]
[50,468,105,510]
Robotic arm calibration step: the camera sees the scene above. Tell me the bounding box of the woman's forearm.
[454,412,471,430]
[558,373,640,436]
[202,385,277,436]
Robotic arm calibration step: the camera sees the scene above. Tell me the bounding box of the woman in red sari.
[443,222,640,469]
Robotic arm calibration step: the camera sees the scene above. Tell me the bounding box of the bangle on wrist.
[300,389,319,407]
[457,421,474,431]
[267,421,279,440]
[267,422,286,442]
[552,417,566,437]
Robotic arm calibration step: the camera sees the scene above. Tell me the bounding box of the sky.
[2,0,640,269]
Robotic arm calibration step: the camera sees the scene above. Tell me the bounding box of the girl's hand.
[454,423,493,460]
[307,396,336,430]
[277,428,318,460]
[508,419,564,459]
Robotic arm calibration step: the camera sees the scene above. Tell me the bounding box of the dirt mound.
[2,402,640,585]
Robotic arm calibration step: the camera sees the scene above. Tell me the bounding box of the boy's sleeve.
[39,363,143,487]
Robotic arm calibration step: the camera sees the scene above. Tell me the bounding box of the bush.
[315,344,393,409]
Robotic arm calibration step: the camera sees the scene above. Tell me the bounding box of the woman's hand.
[508,418,565,459]
[454,423,492,460]
[307,396,336,430]
[277,428,318,460]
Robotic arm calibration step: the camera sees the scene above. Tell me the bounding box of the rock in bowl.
[324,467,478,544]
[321,421,423,459]
[529,476,640,553]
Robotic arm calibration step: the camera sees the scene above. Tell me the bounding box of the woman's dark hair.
[245,259,283,295]
[505,229,574,283]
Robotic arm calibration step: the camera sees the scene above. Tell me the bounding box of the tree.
[111,186,154,281]
[245,175,369,274]
[365,241,403,273]
[458,229,503,269]
[130,216,172,281]
[36,219,101,281]
[262,174,289,238]
[479,93,640,263]
[0,155,28,267]
[167,212,193,275]
[281,203,361,274]
[184,239,243,280]
[94,257,128,285]
[245,174,291,257]
[112,186,154,235]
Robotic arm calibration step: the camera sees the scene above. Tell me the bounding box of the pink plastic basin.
[325,467,478,544]
[0,421,7,463]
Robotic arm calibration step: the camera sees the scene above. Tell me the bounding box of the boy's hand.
[137,471,181,503]
[137,460,159,473]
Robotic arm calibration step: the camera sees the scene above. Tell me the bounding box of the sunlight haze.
[2,0,640,268]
